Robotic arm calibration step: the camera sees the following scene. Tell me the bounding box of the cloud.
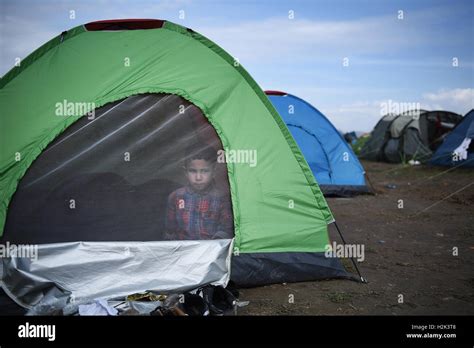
[322,100,384,133]
[197,16,409,63]
[313,89,474,133]
[194,7,471,66]
[421,88,474,114]
[1,1,471,133]
[2,2,472,75]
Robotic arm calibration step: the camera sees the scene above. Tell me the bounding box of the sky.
[0,0,473,132]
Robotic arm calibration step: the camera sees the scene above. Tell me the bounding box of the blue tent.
[266,91,369,196]
[431,109,474,168]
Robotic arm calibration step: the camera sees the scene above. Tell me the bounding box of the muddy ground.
[238,160,474,315]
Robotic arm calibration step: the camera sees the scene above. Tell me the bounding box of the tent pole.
[364,172,376,195]
[333,221,367,283]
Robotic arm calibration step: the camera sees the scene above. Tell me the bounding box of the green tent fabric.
[1,21,333,250]
[0,20,353,304]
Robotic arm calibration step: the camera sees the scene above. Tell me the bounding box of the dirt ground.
[237,160,474,315]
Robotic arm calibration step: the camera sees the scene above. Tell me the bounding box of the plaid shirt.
[165,183,233,240]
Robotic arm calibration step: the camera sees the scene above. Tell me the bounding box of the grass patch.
[327,292,352,303]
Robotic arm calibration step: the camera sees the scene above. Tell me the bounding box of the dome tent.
[361,110,462,163]
[0,19,356,312]
[431,109,474,168]
[266,91,370,197]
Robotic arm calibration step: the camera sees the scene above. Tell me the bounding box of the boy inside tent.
[164,145,234,240]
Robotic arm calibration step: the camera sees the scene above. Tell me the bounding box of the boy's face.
[185,159,214,192]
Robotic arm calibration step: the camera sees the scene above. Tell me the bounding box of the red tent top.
[85,19,165,31]
[264,90,288,96]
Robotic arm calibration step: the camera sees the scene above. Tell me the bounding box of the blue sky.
[1,0,473,131]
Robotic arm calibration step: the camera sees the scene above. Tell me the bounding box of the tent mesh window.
[2,93,234,244]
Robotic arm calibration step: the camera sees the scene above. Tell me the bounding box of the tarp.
[1,240,233,309]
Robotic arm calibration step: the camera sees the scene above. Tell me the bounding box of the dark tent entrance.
[2,93,236,309]
[3,93,234,243]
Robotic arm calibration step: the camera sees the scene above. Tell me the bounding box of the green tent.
[0,19,354,311]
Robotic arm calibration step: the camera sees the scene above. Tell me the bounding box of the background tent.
[361,110,462,163]
[431,109,474,168]
[344,131,359,145]
[266,91,369,197]
[0,19,354,311]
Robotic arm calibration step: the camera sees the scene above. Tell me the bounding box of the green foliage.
[352,136,370,155]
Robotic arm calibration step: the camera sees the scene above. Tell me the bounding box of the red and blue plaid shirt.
[165,184,233,240]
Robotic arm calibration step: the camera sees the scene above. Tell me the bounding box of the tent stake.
[333,221,367,283]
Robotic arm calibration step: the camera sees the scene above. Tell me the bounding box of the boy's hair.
[184,145,218,168]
